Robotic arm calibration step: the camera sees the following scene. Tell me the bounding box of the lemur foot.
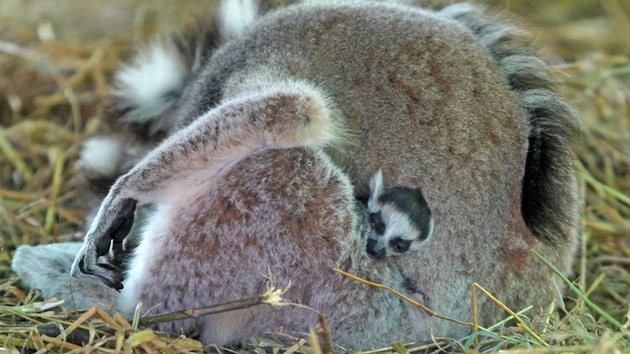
[71,198,137,290]
[107,198,136,265]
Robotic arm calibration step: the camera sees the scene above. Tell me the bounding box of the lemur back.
[11,0,581,349]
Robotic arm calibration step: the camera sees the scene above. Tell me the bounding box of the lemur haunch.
[12,0,581,349]
[359,170,433,259]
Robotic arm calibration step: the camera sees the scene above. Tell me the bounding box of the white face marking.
[367,203,422,257]
[365,169,433,258]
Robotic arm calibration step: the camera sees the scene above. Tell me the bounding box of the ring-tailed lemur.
[359,170,433,259]
[11,0,581,349]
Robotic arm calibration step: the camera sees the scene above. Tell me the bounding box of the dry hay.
[0,0,629,352]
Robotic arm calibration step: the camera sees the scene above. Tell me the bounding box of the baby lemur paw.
[71,198,137,290]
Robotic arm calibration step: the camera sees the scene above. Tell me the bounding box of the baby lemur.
[12,0,581,349]
[359,170,433,259]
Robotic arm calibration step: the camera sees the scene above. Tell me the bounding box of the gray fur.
[79,0,288,225]
[12,243,118,311]
[11,1,581,349]
[438,3,580,245]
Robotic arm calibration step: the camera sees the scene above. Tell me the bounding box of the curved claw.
[110,199,137,264]
[96,263,125,291]
[74,254,125,291]
[72,198,137,290]
[95,198,137,257]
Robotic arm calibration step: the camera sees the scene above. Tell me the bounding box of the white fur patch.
[113,41,187,122]
[119,204,173,316]
[381,204,419,243]
[367,202,422,257]
[220,0,259,40]
[80,137,123,177]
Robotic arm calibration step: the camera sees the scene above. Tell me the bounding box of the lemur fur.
[12,0,581,349]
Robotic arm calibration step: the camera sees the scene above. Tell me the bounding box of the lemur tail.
[439,4,580,246]
[109,0,262,139]
[79,0,265,224]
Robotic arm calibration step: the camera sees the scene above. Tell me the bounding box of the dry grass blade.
[472,283,549,348]
[532,249,627,331]
[316,314,334,354]
[138,279,292,327]
[391,341,410,354]
[138,295,268,327]
[333,268,472,326]
[0,130,34,184]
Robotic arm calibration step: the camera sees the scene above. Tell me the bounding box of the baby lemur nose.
[366,239,386,259]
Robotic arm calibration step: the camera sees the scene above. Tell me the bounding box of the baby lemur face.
[363,170,434,259]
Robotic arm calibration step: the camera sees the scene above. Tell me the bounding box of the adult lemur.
[12,0,581,349]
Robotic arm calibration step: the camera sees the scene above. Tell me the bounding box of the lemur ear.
[368,169,384,207]
[426,214,435,240]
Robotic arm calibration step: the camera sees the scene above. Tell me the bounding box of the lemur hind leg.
[71,85,340,289]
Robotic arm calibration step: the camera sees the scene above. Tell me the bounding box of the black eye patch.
[390,237,412,253]
[369,211,385,234]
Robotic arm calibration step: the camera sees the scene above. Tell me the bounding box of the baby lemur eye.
[369,212,385,234]
[391,238,412,253]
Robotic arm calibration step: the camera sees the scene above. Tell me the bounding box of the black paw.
[96,263,125,291]
[75,254,125,291]
[95,198,137,258]
[111,199,137,264]
[73,198,136,290]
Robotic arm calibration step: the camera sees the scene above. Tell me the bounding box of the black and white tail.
[439,4,579,246]
[108,0,263,139]
[79,0,265,225]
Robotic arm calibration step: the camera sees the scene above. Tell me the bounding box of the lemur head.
[365,170,434,259]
